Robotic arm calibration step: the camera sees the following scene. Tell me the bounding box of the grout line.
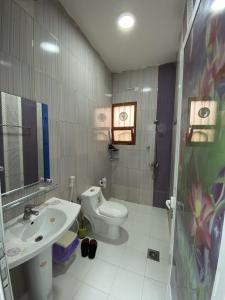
[78,281,110,298]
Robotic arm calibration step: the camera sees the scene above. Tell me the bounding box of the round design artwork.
[198,107,210,118]
[6,247,21,257]
[97,113,107,122]
[119,112,128,121]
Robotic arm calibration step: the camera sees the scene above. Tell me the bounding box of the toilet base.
[106,224,121,240]
[93,218,122,240]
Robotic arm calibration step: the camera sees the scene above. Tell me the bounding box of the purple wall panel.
[21,98,39,185]
[153,63,176,208]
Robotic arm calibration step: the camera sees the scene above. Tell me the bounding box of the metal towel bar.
[2,184,57,211]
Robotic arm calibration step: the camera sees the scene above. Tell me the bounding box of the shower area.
[111,64,176,208]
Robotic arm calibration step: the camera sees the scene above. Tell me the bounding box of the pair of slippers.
[81,238,97,259]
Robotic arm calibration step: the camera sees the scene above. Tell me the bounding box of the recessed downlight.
[142,87,152,93]
[211,0,225,12]
[40,42,59,53]
[118,13,136,31]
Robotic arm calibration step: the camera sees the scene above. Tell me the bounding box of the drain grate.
[147,249,160,262]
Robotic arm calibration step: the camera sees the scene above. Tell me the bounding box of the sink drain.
[35,235,43,242]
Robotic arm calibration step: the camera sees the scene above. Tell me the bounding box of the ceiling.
[59,0,185,73]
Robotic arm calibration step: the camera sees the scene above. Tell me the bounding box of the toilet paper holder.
[99,177,107,189]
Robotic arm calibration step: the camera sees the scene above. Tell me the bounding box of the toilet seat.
[98,201,128,218]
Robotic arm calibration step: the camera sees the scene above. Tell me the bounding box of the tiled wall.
[0,0,112,221]
[112,67,158,206]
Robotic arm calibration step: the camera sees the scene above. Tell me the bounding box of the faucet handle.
[24,205,39,215]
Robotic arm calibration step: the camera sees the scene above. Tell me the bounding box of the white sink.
[4,197,81,269]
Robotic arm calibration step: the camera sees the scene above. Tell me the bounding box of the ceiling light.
[118,13,135,31]
[142,87,152,93]
[211,0,225,12]
[40,42,59,53]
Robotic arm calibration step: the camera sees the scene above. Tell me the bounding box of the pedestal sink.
[4,197,81,300]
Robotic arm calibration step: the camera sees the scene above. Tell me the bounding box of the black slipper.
[81,238,89,257]
[88,239,97,259]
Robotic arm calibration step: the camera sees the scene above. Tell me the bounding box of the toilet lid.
[99,201,128,218]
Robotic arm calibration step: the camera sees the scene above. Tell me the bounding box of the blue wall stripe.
[42,103,50,180]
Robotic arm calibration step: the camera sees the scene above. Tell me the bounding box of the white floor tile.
[142,277,167,300]
[110,268,144,300]
[66,254,95,280]
[120,247,147,275]
[132,214,153,237]
[151,207,167,218]
[151,213,168,227]
[73,283,108,300]
[53,273,81,300]
[136,204,153,216]
[145,258,169,283]
[150,224,170,242]
[52,200,170,300]
[83,258,118,293]
[127,231,150,253]
[97,240,126,266]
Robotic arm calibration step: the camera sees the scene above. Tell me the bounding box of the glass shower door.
[171,1,225,299]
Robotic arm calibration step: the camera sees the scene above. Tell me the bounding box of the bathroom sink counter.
[4,197,80,269]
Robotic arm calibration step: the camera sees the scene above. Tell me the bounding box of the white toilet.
[81,186,128,240]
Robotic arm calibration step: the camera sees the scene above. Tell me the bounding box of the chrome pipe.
[1,180,42,197]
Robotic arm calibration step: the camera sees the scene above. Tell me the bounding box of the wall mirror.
[0,91,50,195]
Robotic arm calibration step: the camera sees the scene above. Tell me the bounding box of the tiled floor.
[53,198,170,300]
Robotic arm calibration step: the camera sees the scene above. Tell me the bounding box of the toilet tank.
[81,186,103,213]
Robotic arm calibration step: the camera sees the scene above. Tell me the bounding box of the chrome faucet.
[23,205,39,221]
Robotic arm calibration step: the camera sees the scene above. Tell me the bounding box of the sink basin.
[13,208,66,243]
[4,197,81,269]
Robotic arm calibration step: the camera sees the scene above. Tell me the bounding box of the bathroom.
[0,0,225,299]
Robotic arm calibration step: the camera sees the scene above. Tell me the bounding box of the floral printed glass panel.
[171,1,225,300]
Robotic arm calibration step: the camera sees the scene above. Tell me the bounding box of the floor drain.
[147,249,160,262]
[35,235,43,242]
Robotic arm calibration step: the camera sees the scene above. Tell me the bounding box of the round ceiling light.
[40,42,59,53]
[117,13,136,31]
